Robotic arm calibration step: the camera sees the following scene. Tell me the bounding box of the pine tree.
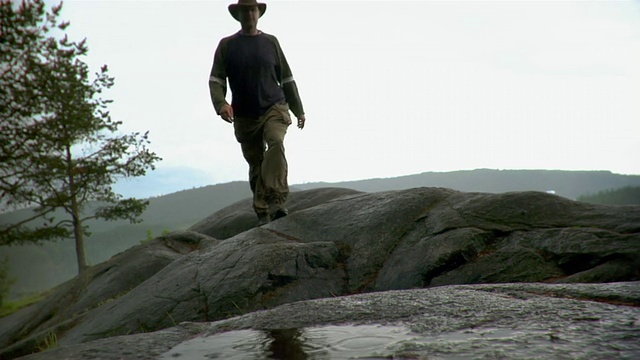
[0,0,161,274]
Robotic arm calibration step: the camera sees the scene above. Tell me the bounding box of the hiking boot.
[257,214,271,226]
[271,206,288,221]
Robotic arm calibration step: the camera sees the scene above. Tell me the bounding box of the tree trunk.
[66,144,88,274]
[73,213,88,274]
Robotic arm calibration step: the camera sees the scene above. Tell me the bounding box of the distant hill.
[1,169,639,299]
[294,169,640,200]
[0,181,251,299]
[577,186,640,205]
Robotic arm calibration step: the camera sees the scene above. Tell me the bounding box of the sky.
[49,0,640,197]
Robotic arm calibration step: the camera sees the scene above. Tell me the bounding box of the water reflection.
[265,328,308,360]
[160,325,413,359]
[160,324,539,359]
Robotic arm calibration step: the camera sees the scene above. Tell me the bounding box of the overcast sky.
[54,0,640,196]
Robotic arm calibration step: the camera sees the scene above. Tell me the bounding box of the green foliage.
[37,331,58,351]
[141,228,170,244]
[0,291,48,318]
[0,0,161,273]
[0,257,15,307]
[145,229,154,241]
[577,186,640,205]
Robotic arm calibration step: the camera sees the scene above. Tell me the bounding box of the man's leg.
[234,118,269,222]
[261,103,292,218]
[240,140,269,219]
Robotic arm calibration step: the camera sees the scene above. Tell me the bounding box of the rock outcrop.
[1,187,639,359]
[19,282,640,359]
[188,187,361,240]
[0,231,217,359]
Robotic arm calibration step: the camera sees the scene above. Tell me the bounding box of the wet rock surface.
[2,187,639,358]
[20,282,640,359]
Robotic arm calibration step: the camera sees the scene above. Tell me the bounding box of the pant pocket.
[275,103,292,125]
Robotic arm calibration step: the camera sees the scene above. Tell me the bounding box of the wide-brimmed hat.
[229,0,267,21]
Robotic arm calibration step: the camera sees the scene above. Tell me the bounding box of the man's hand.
[220,104,234,123]
[297,114,306,129]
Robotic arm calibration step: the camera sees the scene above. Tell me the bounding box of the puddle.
[160,325,537,359]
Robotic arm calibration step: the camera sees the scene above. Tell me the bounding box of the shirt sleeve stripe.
[209,76,226,86]
[282,76,295,84]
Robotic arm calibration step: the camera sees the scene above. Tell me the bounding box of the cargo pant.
[233,103,291,217]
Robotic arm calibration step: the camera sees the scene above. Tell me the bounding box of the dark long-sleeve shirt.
[209,31,304,119]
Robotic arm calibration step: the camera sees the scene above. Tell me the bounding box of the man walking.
[209,0,305,225]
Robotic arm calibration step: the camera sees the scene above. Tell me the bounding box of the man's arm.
[209,39,233,121]
[273,37,305,121]
[282,79,304,117]
[283,78,305,128]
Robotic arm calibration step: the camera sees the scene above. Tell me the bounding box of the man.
[209,0,305,226]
